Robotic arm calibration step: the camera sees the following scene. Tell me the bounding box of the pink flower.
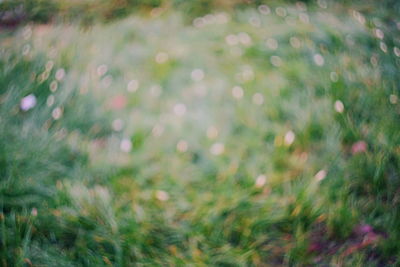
[109,95,127,110]
[351,140,367,155]
[355,224,373,235]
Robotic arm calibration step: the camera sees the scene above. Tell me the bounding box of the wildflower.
[120,138,132,152]
[210,143,225,155]
[255,175,267,188]
[351,140,367,154]
[315,170,327,181]
[334,100,344,113]
[156,190,169,201]
[20,94,37,111]
[284,131,295,146]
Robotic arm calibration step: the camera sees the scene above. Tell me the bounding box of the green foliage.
[0,0,399,266]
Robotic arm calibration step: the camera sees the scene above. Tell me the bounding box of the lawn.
[0,1,400,266]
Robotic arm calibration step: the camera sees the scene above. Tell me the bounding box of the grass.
[0,1,400,266]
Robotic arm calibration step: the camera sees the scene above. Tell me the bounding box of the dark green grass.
[0,1,400,266]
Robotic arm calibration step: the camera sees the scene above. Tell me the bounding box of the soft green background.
[0,1,399,266]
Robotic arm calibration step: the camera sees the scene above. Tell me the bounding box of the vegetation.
[0,0,399,266]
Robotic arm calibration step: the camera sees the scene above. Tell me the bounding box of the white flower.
[156,190,169,201]
[232,86,244,99]
[315,170,327,181]
[55,68,65,81]
[112,119,124,132]
[120,138,132,152]
[127,80,139,92]
[334,100,344,113]
[210,143,225,155]
[255,174,267,188]
[284,131,295,146]
[313,54,324,66]
[52,107,63,120]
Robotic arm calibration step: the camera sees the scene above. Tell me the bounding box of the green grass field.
[1,1,400,266]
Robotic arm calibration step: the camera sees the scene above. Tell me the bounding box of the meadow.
[0,1,400,266]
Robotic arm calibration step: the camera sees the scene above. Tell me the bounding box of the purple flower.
[20,94,37,111]
[355,224,373,235]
